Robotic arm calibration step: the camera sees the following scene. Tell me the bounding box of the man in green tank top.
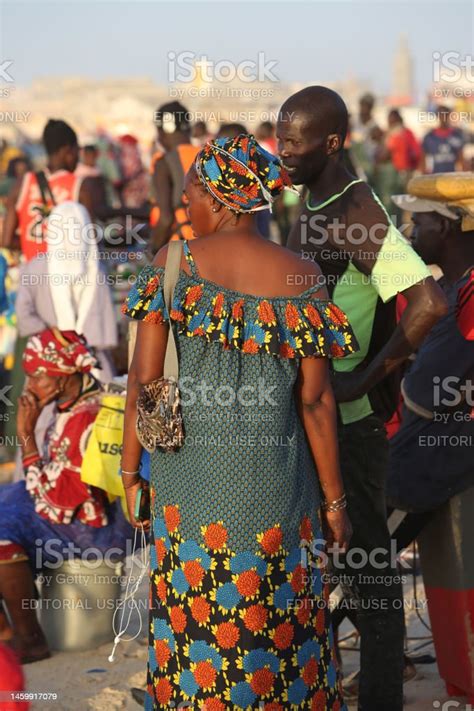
[278,86,448,711]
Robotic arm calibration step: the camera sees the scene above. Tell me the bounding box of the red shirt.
[386,127,420,171]
[15,169,82,261]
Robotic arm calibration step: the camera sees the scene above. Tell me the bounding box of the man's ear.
[326,134,342,155]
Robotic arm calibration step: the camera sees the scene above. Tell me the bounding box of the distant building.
[390,34,414,106]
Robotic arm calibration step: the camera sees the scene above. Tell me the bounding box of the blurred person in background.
[16,201,118,382]
[421,105,465,174]
[385,109,420,190]
[0,329,132,664]
[117,134,149,209]
[1,119,107,261]
[371,109,420,220]
[191,120,213,147]
[149,101,199,251]
[75,143,102,179]
[255,120,277,154]
[349,92,379,184]
[216,122,248,139]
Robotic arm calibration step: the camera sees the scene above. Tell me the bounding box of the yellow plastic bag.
[81,394,128,516]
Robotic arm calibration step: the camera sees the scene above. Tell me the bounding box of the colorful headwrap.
[22,328,99,377]
[194,134,294,213]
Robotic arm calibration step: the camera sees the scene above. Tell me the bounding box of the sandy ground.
[20,573,472,711]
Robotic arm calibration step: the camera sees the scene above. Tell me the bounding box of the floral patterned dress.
[123,241,358,710]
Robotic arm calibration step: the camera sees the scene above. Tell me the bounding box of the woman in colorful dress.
[122,135,358,710]
[0,328,132,663]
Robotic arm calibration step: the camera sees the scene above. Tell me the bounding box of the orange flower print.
[311,689,326,711]
[213,292,225,317]
[183,560,205,588]
[190,596,211,624]
[258,300,276,325]
[164,505,181,533]
[201,699,226,711]
[155,677,173,704]
[203,522,228,551]
[327,303,347,326]
[296,597,312,626]
[315,608,326,637]
[250,667,275,695]
[144,275,160,296]
[285,303,301,330]
[185,284,203,306]
[232,298,245,320]
[242,338,260,354]
[272,621,294,650]
[259,526,283,556]
[330,342,345,358]
[236,570,261,597]
[156,575,167,602]
[279,342,295,359]
[305,303,323,328]
[169,605,187,633]
[215,621,240,649]
[144,310,165,324]
[291,564,307,594]
[154,639,171,668]
[194,660,217,689]
[263,704,284,711]
[302,657,318,686]
[155,538,167,565]
[170,308,184,322]
[299,515,313,542]
[243,604,268,632]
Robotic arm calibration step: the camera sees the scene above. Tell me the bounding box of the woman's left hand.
[124,479,151,531]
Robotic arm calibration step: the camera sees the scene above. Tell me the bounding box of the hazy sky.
[1,0,472,95]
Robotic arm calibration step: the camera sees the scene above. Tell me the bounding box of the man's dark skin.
[150,124,192,252]
[277,87,448,403]
[412,211,474,285]
[1,140,148,250]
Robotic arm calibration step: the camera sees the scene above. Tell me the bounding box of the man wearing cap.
[150,101,200,251]
[278,85,448,711]
[388,173,474,515]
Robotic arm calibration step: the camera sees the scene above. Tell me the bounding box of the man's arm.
[150,158,174,252]
[1,179,21,249]
[333,277,448,402]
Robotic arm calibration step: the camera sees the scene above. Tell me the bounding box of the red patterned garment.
[24,384,107,527]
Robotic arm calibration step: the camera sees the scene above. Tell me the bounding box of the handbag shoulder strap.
[35,170,56,207]
[162,240,183,380]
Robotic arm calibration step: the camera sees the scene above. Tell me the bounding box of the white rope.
[108,525,149,663]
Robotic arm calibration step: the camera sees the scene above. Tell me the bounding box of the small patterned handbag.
[136,240,184,453]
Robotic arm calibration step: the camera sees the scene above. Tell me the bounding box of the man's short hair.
[43,119,78,155]
[154,101,190,132]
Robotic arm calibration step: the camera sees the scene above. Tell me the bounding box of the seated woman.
[0,328,133,663]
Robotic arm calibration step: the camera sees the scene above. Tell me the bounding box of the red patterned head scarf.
[22,328,99,377]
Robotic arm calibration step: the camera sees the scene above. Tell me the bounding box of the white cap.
[392,193,460,220]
